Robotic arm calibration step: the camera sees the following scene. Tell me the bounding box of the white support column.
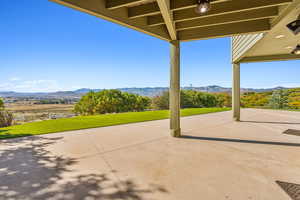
[232,62,240,121]
[170,40,181,137]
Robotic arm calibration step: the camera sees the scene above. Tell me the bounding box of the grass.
[0,107,230,140]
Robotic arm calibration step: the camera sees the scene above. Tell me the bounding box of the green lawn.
[0,107,230,140]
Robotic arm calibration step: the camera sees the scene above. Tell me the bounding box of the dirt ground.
[5,103,75,123]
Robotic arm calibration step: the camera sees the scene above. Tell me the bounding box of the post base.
[171,128,181,137]
[233,117,240,122]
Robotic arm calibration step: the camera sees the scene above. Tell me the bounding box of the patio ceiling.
[50,0,293,42]
[238,0,300,62]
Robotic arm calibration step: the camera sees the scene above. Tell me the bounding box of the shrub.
[74,90,151,115]
[151,91,169,110]
[241,92,270,108]
[215,93,231,107]
[0,98,4,110]
[0,110,13,128]
[268,90,289,109]
[151,90,223,110]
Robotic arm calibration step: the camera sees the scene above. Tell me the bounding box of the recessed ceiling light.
[275,34,285,39]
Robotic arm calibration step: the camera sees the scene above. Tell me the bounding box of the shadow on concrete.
[276,180,300,200]
[0,130,33,140]
[0,136,168,200]
[241,120,300,125]
[283,129,300,137]
[181,135,300,147]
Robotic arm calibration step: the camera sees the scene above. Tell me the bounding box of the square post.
[232,62,240,121]
[170,40,181,137]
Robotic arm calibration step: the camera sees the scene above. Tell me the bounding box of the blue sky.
[0,0,299,92]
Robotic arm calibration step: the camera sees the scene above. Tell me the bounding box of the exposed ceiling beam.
[148,15,164,26]
[178,19,271,41]
[149,0,292,26]
[174,0,291,22]
[239,54,300,63]
[171,0,230,11]
[128,2,161,18]
[50,0,171,41]
[106,0,145,10]
[128,0,228,19]
[156,0,177,40]
[176,7,278,31]
[271,0,300,27]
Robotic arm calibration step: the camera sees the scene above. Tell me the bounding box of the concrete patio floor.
[1,109,300,200]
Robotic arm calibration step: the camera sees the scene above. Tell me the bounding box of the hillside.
[0,85,293,99]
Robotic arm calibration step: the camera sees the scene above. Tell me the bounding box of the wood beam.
[148,15,164,26]
[171,0,230,11]
[271,0,300,27]
[106,0,144,10]
[149,0,292,26]
[128,0,228,19]
[50,0,171,41]
[128,2,160,18]
[240,54,300,63]
[157,0,177,40]
[178,19,270,41]
[176,7,278,31]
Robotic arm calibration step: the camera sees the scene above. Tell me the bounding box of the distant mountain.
[74,88,101,94]
[0,85,294,99]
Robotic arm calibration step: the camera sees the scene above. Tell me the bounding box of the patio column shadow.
[240,120,300,125]
[180,135,300,147]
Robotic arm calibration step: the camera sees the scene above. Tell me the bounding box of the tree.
[241,92,270,108]
[181,90,218,108]
[287,88,300,109]
[0,111,13,128]
[74,90,151,115]
[268,90,289,109]
[151,90,221,110]
[215,93,231,107]
[0,98,4,110]
[0,99,13,127]
[74,91,99,115]
[151,91,169,110]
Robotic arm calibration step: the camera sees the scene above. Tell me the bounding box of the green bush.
[151,91,169,110]
[0,111,13,128]
[0,98,4,110]
[268,90,289,109]
[74,90,151,115]
[151,90,228,110]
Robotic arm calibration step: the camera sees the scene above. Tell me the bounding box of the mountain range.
[0,85,292,99]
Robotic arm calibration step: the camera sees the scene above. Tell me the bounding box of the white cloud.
[9,77,21,81]
[0,79,64,92]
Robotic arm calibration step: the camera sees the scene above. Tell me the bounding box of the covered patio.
[1,109,300,199]
[49,0,300,137]
[1,0,300,199]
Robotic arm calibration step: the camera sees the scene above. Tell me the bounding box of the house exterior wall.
[231,33,264,63]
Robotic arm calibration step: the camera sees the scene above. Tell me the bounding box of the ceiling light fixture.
[195,0,211,14]
[291,45,300,55]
